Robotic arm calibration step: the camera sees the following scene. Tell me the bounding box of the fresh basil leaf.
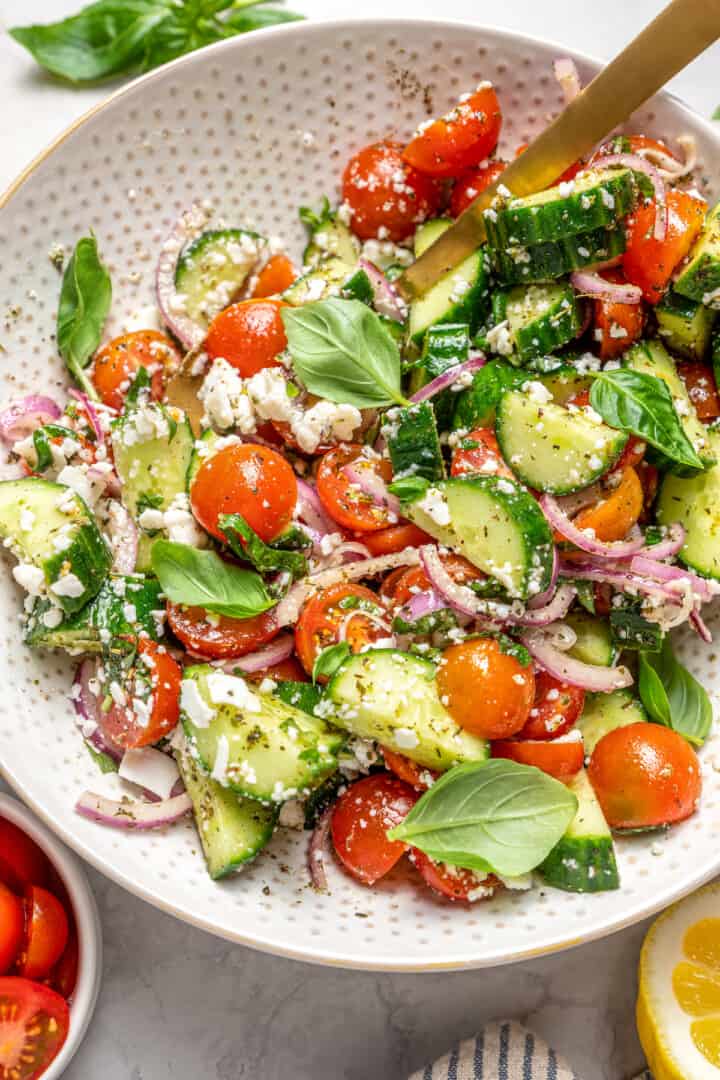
[85,740,120,774]
[273,680,324,718]
[223,3,303,33]
[151,539,274,619]
[392,608,458,636]
[299,196,333,235]
[387,475,429,503]
[638,637,712,746]
[713,106,720,121]
[220,513,307,577]
[312,642,351,685]
[57,236,111,399]
[10,0,172,82]
[589,367,704,471]
[282,299,408,409]
[387,759,578,876]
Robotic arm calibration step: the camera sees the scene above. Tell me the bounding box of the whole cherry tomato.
[330,774,418,885]
[205,299,287,377]
[341,140,442,241]
[492,734,585,780]
[403,84,502,178]
[436,638,535,739]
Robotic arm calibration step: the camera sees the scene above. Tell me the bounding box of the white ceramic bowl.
[1,18,720,972]
[0,793,102,1077]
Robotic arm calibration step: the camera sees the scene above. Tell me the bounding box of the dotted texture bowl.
[1,18,720,972]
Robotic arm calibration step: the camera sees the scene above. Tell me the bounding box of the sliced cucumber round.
[495,389,628,494]
[565,612,617,668]
[576,689,648,756]
[175,228,264,327]
[491,226,626,286]
[505,282,583,362]
[538,771,620,893]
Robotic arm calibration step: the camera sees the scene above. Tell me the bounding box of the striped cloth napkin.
[409,1021,652,1079]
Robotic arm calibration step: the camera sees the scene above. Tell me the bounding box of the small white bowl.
[0,793,102,1078]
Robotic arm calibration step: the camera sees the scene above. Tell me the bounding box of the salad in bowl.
[1,61,717,906]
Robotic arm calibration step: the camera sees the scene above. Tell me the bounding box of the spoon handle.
[400,0,720,298]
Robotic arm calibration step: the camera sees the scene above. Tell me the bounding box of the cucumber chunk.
[0,477,111,614]
[625,339,715,468]
[383,402,445,482]
[409,322,470,430]
[299,199,359,268]
[175,229,264,328]
[577,689,648,755]
[112,402,195,572]
[491,227,626,286]
[565,612,617,667]
[656,291,715,361]
[452,360,526,430]
[327,649,489,770]
[403,474,554,599]
[538,366,592,405]
[181,666,344,802]
[609,602,664,653]
[504,282,583,362]
[282,255,354,305]
[484,168,636,248]
[495,390,627,494]
[25,574,164,652]
[674,201,720,304]
[175,740,277,879]
[538,770,620,893]
[656,425,720,579]
[408,220,490,343]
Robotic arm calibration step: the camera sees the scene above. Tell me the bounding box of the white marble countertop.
[1,1,718,1076]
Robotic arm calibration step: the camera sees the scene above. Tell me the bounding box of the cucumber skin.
[25,575,164,651]
[42,519,112,614]
[384,402,445,483]
[655,291,715,361]
[491,227,626,285]
[505,283,582,362]
[408,251,490,344]
[539,836,620,893]
[484,169,636,248]
[674,203,720,303]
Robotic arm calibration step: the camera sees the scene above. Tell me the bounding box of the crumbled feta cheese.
[206,671,261,712]
[180,680,214,728]
[394,727,419,749]
[486,319,514,356]
[417,486,451,527]
[41,606,64,629]
[278,799,305,829]
[163,493,207,547]
[12,562,45,596]
[50,572,85,599]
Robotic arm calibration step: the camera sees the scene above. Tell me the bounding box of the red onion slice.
[527,546,559,610]
[628,555,720,603]
[514,584,576,627]
[308,807,333,892]
[420,545,513,622]
[540,494,646,559]
[72,660,124,764]
[410,353,486,404]
[68,388,105,444]
[296,478,338,536]
[76,790,192,830]
[357,259,407,323]
[106,501,139,574]
[631,523,685,561]
[570,270,642,305]
[156,203,214,350]
[397,588,448,624]
[0,395,61,445]
[553,57,581,104]
[521,628,633,691]
[214,633,295,674]
[595,152,667,241]
[558,559,693,606]
[690,608,713,644]
[343,462,401,518]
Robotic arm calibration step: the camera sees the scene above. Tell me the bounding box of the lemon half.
[638,882,720,1079]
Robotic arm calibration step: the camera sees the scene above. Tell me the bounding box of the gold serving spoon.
[399,0,720,300]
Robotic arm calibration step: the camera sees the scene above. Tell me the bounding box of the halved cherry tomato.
[450,427,515,479]
[623,190,707,304]
[205,299,287,377]
[330,774,418,885]
[450,160,507,217]
[316,443,393,533]
[0,977,70,1080]
[592,268,645,360]
[295,583,390,679]
[341,140,442,242]
[362,523,432,557]
[381,748,437,790]
[17,887,68,981]
[637,460,659,522]
[50,925,79,1001]
[492,734,584,780]
[573,466,644,543]
[403,85,502,178]
[436,638,535,739]
[0,820,48,893]
[251,254,296,298]
[191,442,297,543]
[97,639,182,750]
[167,604,279,659]
[250,656,308,683]
[0,884,24,975]
[588,722,701,829]
[678,362,720,422]
[517,671,585,741]
[380,552,486,607]
[410,850,500,902]
[92,330,179,412]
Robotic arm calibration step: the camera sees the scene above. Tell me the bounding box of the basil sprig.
[638,637,712,747]
[388,759,578,876]
[151,539,274,619]
[57,236,111,399]
[282,299,409,409]
[220,513,307,577]
[589,368,704,471]
[10,0,302,83]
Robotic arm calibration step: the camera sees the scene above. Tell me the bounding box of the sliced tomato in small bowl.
[16,886,69,982]
[0,976,70,1080]
[0,818,49,893]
